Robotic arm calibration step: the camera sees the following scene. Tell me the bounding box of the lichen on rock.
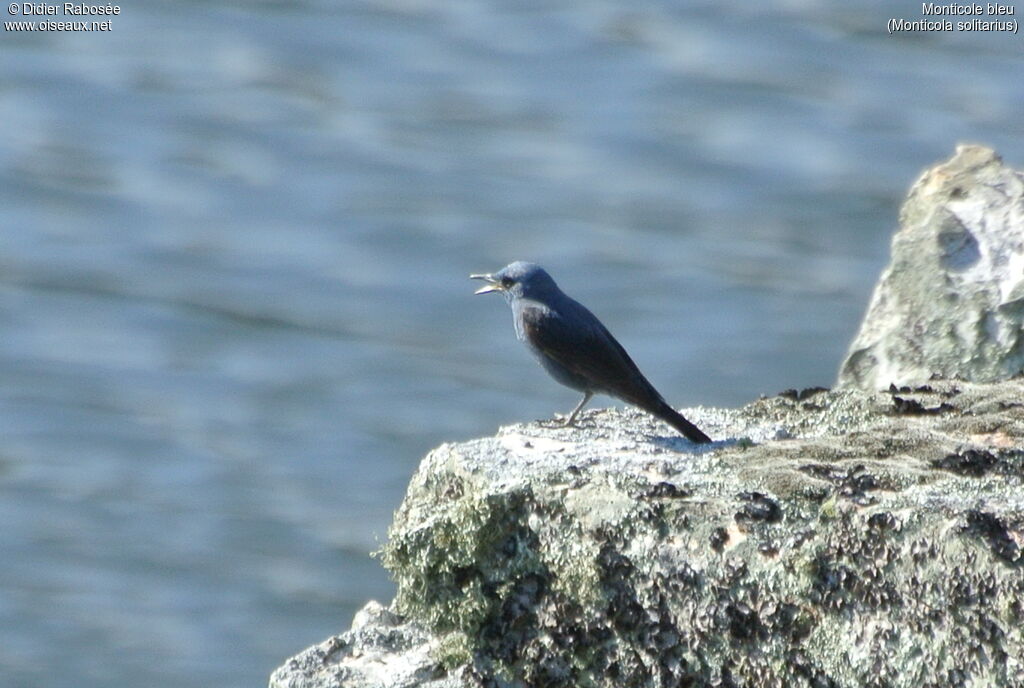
[367,381,1024,688]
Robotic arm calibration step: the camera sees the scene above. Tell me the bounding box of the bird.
[470,261,712,443]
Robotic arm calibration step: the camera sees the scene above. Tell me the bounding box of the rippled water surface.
[2,1,1022,686]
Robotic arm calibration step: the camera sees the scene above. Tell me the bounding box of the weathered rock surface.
[839,145,1024,391]
[272,379,1024,688]
[270,601,462,688]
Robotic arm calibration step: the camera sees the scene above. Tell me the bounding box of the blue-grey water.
[1,1,1022,686]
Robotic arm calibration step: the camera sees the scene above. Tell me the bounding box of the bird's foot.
[537,417,565,429]
[544,412,596,429]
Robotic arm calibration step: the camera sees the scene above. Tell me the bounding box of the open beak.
[469,273,502,295]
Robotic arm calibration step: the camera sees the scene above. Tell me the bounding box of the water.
[1,1,1022,686]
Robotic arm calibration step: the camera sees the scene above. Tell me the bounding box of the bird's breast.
[511,298,553,342]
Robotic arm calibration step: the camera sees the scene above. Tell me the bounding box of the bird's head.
[470,261,558,302]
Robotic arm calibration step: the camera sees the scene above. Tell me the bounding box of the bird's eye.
[501,277,514,288]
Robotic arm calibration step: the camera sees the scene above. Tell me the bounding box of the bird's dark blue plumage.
[471,262,711,443]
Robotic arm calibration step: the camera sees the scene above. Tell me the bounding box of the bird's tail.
[650,400,712,443]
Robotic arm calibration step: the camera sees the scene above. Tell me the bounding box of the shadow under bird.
[470,261,712,444]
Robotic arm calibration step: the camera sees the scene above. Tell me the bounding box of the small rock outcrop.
[838,145,1024,391]
[270,601,460,688]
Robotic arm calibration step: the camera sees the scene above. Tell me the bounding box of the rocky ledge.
[271,146,1024,688]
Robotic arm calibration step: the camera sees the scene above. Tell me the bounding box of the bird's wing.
[519,301,662,406]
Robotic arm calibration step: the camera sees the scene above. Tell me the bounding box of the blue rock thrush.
[470,261,711,443]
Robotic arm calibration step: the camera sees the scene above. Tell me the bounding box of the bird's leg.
[561,391,593,426]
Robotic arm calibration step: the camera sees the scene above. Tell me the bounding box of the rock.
[270,147,1024,687]
[271,379,1024,688]
[838,145,1024,391]
[269,600,464,688]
